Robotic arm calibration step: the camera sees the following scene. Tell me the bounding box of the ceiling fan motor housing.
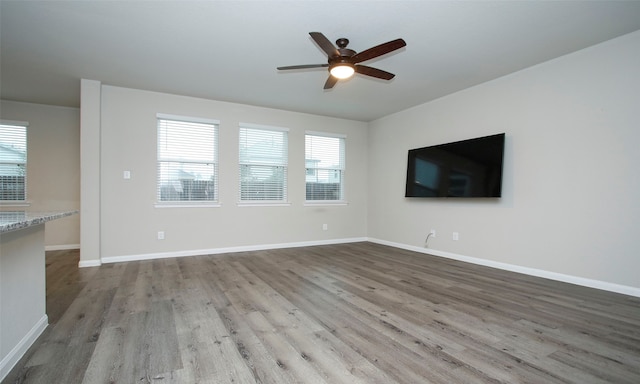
[329,41,356,75]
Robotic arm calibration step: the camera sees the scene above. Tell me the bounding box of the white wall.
[4,31,638,294]
[95,86,368,262]
[79,79,101,265]
[0,100,80,249]
[368,30,640,291]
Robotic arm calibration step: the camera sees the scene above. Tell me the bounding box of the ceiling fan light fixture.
[330,63,355,79]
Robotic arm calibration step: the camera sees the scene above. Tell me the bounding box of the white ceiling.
[2,1,640,122]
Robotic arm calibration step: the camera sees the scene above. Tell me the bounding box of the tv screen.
[405,133,505,198]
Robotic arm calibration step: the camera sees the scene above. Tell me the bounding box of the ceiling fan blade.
[277,64,328,70]
[309,32,339,57]
[324,76,339,90]
[351,38,406,64]
[355,65,395,80]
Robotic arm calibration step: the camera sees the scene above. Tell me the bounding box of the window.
[305,132,345,201]
[239,124,288,202]
[0,122,27,201]
[157,115,218,204]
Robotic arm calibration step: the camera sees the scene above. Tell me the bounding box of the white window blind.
[0,123,27,201]
[157,116,218,203]
[239,124,288,202]
[305,133,345,201]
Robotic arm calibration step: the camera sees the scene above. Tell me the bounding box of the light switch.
[123,170,131,179]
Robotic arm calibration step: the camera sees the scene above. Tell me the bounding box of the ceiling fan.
[277,32,406,89]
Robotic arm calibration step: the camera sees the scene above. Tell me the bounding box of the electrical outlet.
[157,231,165,240]
[123,170,131,179]
[452,232,459,241]
[322,224,328,231]
[430,229,436,238]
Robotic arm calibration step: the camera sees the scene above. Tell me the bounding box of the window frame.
[304,131,347,205]
[238,123,290,206]
[155,114,220,208]
[0,121,29,205]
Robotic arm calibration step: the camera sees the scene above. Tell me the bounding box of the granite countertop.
[0,210,78,234]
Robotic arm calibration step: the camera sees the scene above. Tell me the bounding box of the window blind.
[157,117,218,202]
[239,125,288,201]
[0,123,27,201]
[305,133,345,201]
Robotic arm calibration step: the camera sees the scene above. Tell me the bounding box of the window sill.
[237,201,291,207]
[155,202,221,208]
[304,201,348,206]
[0,201,31,208]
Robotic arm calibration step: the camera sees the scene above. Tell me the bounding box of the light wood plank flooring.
[4,243,640,383]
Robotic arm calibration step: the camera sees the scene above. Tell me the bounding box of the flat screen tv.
[405,133,505,198]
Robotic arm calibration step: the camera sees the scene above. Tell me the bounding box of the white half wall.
[0,100,80,249]
[368,30,640,290]
[0,224,48,381]
[92,86,368,262]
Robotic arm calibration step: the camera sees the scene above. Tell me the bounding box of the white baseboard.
[45,243,80,251]
[100,237,368,264]
[78,259,102,268]
[78,236,640,297]
[368,237,640,298]
[0,315,48,382]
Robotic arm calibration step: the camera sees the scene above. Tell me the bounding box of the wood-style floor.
[4,243,640,383]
